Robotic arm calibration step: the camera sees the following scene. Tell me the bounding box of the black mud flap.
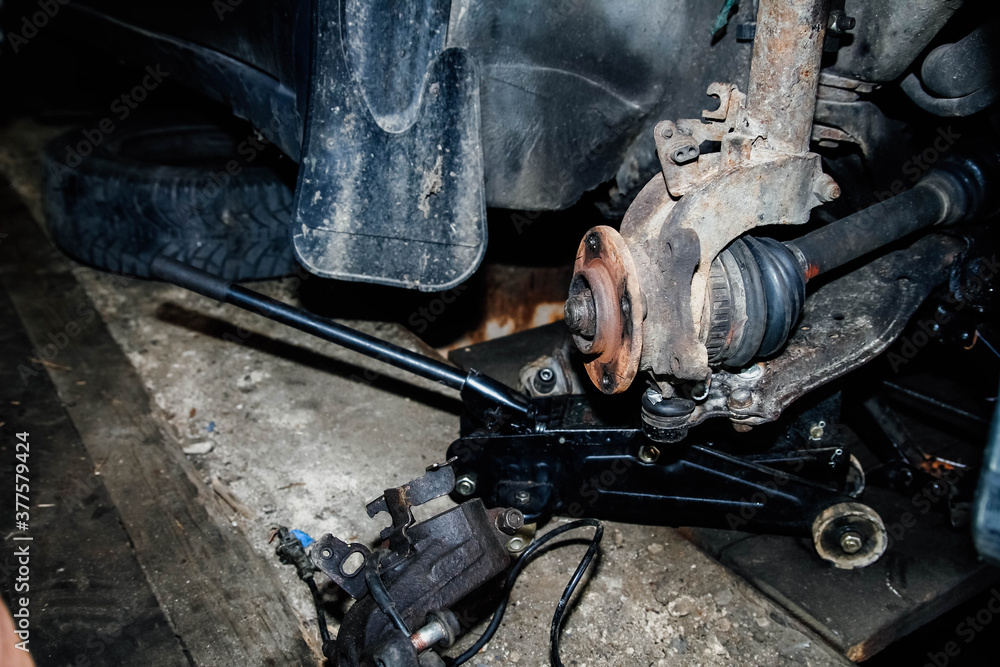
[291,0,487,291]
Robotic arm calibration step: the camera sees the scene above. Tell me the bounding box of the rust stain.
[440,265,573,351]
[805,263,820,281]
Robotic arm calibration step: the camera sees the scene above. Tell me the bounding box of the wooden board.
[0,180,316,665]
[0,285,189,666]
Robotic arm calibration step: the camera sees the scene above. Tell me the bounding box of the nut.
[514,490,531,506]
[840,531,863,554]
[455,474,477,497]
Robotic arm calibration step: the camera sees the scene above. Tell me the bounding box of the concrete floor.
[0,118,851,666]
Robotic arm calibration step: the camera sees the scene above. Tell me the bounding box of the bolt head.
[514,490,531,505]
[836,14,856,31]
[496,509,525,535]
[728,388,752,409]
[455,474,477,497]
[809,423,825,440]
[840,531,863,554]
[320,548,333,559]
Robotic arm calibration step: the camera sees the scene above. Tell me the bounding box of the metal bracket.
[366,461,458,556]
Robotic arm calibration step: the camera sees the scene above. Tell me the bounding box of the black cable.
[365,549,412,638]
[448,518,604,667]
[306,576,332,644]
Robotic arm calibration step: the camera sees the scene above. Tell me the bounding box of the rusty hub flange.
[566,226,643,394]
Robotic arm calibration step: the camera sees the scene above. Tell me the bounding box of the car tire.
[42,118,297,280]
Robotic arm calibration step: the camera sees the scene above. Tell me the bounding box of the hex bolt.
[496,509,525,536]
[728,388,753,409]
[455,474,477,497]
[840,531,863,554]
[533,367,558,394]
[514,490,531,506]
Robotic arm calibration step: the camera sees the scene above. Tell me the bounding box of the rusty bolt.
[814,174,841,203]
[496,509,525,535]
[728,388,753,409]
[564,289,597,338]
[840,531,863,554]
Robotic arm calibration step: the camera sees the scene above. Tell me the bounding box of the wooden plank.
[685,486,999,662]
[0,181,316,665]
[0,285,190,666]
